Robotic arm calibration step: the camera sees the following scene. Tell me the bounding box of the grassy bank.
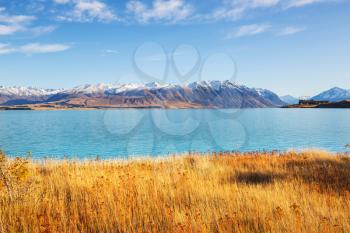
[1,150,350,233]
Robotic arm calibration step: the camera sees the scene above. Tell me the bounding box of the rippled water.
[0,109,349,159]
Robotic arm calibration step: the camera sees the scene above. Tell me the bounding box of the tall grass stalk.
[0,150,349,233]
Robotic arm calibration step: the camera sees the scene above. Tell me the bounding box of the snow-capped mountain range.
[0,81,286,108]
[312,87,350,102]
[0,86,62,96]
[279,87,350,105]
[1,82,349,108]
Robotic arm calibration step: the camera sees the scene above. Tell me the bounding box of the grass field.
[1,150,350,233]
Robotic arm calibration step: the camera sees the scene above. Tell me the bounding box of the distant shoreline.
[0,103,269,110]
[1,99,350,110]
[0,105,165,111]
[1,105,350,110]
[283,100,350,108]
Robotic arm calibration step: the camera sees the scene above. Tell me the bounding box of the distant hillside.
[317,100,350,108]
[312,87,350,102]
[284,100,350,109]
[0,81,286,109]
[280,95,298,105]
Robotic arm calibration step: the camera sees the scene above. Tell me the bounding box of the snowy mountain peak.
[0,80,256,97]
[145,82,171,89]
[312,87,350,102]
[0,86,61,96]
[70,83,115,94]
[187,80,240,90]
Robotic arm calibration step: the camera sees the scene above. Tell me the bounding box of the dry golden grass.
[1,150,350,233]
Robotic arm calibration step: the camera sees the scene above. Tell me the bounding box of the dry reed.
[1,150,350,233]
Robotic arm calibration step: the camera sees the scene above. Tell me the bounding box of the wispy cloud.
[101,49,120,56]
[202,0,335,23]
[126,0,193,23]
[20,43,71,54]
[29,26,57,36]
[104,49,120,55]
[0,0,339,28]
[0,12,36,25]
[209,0,280,21]
[0,24,22,36]
[0,43,15,54]
[0,43,71,55]
[228,24,271,38]
[2,0,335,26]
[54,0,71,3]
[277,26,305,36]
[0,7,55,36]
[0,8,35,35]
[55,0,118,22]
[284,0,325,9]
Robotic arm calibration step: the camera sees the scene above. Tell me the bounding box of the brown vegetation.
[1,150,350,232]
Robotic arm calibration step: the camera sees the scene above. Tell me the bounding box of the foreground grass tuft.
[1,150,350,232]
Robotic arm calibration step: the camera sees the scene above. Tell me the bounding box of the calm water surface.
[0,109,349,159]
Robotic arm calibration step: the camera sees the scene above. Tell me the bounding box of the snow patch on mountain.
[187,80,241,90]
[312,87,350,102]
[0,86,61,96]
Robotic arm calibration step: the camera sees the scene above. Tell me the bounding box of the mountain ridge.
[0,80,286,109]
[312,87,350,102]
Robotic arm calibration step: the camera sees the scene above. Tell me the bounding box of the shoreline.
[1,103,350,110]
[2,106,350,110]
[4,149,350,161]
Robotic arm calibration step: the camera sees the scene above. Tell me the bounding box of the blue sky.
[0,0,349,96]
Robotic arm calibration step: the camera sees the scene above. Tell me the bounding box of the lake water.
[0,109,349,159]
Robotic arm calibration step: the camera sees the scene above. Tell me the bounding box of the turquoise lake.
[0,109,349,159]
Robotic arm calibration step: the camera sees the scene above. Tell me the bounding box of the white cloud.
[40,0,342,25]
[101,49,120,56]
[246,0,280,8]
[54,0,71,3]
[0,24,55,36]
[104,49,120,54]
[228,24,271,38]
[210,7,245,21]
[285,0,325,8]
[30,26,57,36]
[0,7,55,36]
[207,0,335,21]
[277,26,305,36]
[0,14,36,25]
[126,0,193,23]
[55,0,118,22]
[0,43,15,54]
[0,24,22,35]
[20,43,71,54]
[0,43,71,55]
[210,0,279,21]
[0,9,36,35]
